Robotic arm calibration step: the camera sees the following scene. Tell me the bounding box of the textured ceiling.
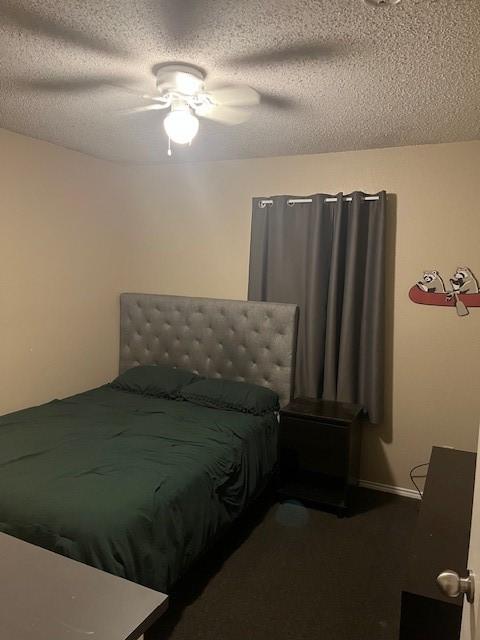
[0,0,479,164]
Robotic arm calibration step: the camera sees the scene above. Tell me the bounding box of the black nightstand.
[278,397,363,516]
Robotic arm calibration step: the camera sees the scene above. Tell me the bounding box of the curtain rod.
[258,195,379,208]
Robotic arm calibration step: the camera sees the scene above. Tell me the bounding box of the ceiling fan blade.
[120,104,167,115]
[14,76,132,93]
[0,2,125,57]
[205,84,260,107]
[196,104,251,125]
[104,83,167,102]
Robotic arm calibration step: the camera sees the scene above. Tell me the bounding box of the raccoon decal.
[415,270,446,293]
[409,267,480,317]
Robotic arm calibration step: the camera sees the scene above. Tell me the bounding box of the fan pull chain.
[167,136,172,157]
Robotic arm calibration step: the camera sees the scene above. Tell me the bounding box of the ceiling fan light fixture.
[163,106,199,145]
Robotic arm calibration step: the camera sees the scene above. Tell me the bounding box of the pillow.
[111,365,199,399]
[181,378,279,415]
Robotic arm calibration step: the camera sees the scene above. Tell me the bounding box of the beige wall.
[0,129,126,415]
[2,129,479,490]
[122,140,480,489]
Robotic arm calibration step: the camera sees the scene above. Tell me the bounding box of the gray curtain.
[248,191,386,424]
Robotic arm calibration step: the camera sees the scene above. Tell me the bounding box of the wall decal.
[409,267,480,317]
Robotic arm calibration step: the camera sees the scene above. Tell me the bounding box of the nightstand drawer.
[280,416,347,479]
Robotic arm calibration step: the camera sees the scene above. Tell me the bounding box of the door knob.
[437,569,475,603]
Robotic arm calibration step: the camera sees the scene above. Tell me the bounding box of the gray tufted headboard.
[119,293,299,407]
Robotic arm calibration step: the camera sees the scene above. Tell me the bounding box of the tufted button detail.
[120,294,296,406]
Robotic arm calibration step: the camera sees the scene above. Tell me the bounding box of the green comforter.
[0,386,277,592]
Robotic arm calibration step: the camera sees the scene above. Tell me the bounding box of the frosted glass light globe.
[163,109,199,145]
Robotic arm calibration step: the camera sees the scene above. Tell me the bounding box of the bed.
[0,294,298,592]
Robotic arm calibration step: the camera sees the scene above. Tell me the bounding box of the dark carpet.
[146,489,418,640]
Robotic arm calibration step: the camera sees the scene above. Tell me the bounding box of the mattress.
[0,385,278,592]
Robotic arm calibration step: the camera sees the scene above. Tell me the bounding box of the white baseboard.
[358,479,421,500]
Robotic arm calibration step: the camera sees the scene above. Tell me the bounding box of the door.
[460,425,480,639]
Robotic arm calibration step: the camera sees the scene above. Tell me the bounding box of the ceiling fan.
[123,63,260,155]
[2,3,342,156]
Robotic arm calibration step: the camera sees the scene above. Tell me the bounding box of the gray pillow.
[181,378,279,415]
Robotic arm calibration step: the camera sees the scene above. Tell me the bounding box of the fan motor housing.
[156,64,205,96]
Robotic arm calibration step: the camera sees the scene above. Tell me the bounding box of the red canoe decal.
[409,286,480,307]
